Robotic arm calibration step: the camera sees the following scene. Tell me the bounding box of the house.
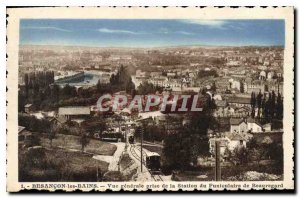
[136,69,147,78]
[267,71,275,80]
[215,100,227,109]
[230,118,247,133]
[259,70,267,80]
[225,106,235,115]
[234,106,251,117]
[247,117,263,133]
[225,132,247,150]
[29,111,56,120]
[263,123,272,132]
[209,132,250,156]
[150,72,162,78]
[217,118,230,132]
[213,94,223,101]
[216,80,231,93]
[231,80,241,91]
[58,106,91,124]
[24,104,33,113]
[167,72,176,78]
[227,97,251,108]
[46,117,63,127]
[18,126,33,146]
[214,100,227,117]
[209,137,229,156]
[245,80,265,93]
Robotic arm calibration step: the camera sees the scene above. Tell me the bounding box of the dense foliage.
[19,66,136,112]
[162,94,216,172]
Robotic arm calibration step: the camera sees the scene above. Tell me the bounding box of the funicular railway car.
[145,151,161,172]
[101,131,122,142]
[128,135,135,144]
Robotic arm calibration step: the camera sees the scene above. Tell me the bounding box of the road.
[93,142,125,171]
[93,141,169,181]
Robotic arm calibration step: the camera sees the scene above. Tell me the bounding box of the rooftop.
[58,106,91,116]
[230,118,245,125]
[227,97,251,104]
[24,104,32,108]
[225,132,246,141]
[18,126,25,133]
[215,100,227,107]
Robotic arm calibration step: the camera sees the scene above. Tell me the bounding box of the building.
[24,104,33,113]
[225,132,247,150]
[247,117,263,133]
[209,137,229,156]
[214,100,228,117]
[18,126,34,147]
[234,106,251,117]
[230,118,247,133]
[136,70,147,78]
[209,132,248,156]
[227,97,251,108]
[108,54,132,61]
[259,70,267,80]
[245,80,265,93]
[18,126,32,142]
[58,106,91,124]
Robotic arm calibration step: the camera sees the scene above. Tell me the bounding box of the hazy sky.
[20,19,285,48]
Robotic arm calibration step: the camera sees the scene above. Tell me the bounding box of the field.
[172,164,283,181]
[39,133,117,156]
[172,168,215,181]
[19,148,109,182]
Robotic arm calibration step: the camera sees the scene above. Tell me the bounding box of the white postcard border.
[6,7,294,192]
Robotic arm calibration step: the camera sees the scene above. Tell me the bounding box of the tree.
[162,106,214,171]
[276,93,283,120]
[270,91,276,119]
[61,84,77,99]
[81,116,107,136]
[125,78,135,94]
[137,81,162,95]
[109,65,136,94]
[256,91,263,119]
[268,142,283,172]
[261,94,266,120]
[162,129,190,170]
[240,80,244,93]
[211,81,217,92]
[48,124,58,148]
[264,94,271,121]
[231,145,249,165]
[24,134,41,148]
[143,124,165,142]
[247,138,263,164]
[250,92,256,118]
[78,128,90,153]
[110,74,116,84]
[51,84,60,105]
[24,73,29,98]
[197,69,218,78]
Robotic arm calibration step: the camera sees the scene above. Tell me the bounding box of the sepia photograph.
[6,7,294,192]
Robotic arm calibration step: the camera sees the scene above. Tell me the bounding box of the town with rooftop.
[18,44,284,182]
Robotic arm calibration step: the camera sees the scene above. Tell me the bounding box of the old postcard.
[6,7,294,192]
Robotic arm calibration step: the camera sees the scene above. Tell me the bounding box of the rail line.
[130,145,143,162]
[129,144,164,181]
[152,174,163,181]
